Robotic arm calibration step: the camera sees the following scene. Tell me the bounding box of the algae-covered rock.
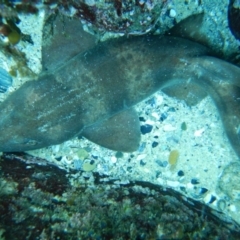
[218,162,240,200]
[0,153,239,239]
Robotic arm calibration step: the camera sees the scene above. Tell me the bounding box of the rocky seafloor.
[0,153,240,239]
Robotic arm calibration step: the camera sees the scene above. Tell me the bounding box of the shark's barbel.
[0,35,240,156]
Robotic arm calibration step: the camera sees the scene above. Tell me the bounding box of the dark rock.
[155,159,168,167]
[55,156,62,161]
[146,97,156,106]
[140,159,146,166]
[191,178,200,185]
[159,112,168,121]
[200,187,208,194]
[139,116,146,122]
[152,141,159,148]
[168,107,176,112]
[127,166,132,172]
[178,170,184,177]
[209,195,217,204]
[115,151,123,158]
[140,124,153,134]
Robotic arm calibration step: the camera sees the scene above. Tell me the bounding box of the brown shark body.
[0,35,240,156]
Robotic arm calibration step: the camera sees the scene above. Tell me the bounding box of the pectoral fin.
[81,108,141,152]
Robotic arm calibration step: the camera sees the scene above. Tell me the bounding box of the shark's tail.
[192,56,240,158]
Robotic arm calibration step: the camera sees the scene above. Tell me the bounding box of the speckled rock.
[140,124,153,135]
[218,162,240,200]
[0,153,239,239]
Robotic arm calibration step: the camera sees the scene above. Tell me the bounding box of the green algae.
[77,148,89,160]
[82,160,96,172]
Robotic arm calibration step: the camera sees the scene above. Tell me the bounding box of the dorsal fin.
[42,14,97,73]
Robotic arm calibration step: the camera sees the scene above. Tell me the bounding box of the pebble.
[208,195,217,204]
[204,193,217,204]
[137,154,147,161]
[200,187,208,194]
[115,151,123,158]
[177,170,184,176]
[229,204,237,212]
[193,187,208,198]
[159,112,168,121]
[163,124,176,131]
[217,199,226,211]
[194,128,205,137]
[168,107,176,112]
[162,160,168,167]
[77,148,89,160]
[146,97,156,106]
[169,9,177,18]
[52,145,60,153]
[55,156,62,161]
[155,159,167,167]
[151,112,159,119]
[111,156,117,163]
[152,141,158,148]
[140,124,153,134]
[155,159,162,166]
[140,159,146,166]
[181,122,187,131]
[73,159,83,170]
[138,142,146,152]
[82,160,96,172]
[139,116,146,122]
[168,150,179,165]
[61,156,72,165]
[166,180,179,188]
[191,178,200,185]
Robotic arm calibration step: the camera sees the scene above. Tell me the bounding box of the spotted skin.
[0,36,240,155]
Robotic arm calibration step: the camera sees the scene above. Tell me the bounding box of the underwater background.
[0,0,240,239]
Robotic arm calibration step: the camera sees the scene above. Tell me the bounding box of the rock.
[218,162,240,200]
[140,124,153,134]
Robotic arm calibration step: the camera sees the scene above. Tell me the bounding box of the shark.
[0,16,240,157]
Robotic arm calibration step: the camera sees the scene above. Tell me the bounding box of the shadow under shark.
[0,20,240,156]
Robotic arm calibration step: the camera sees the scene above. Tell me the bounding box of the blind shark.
[0,26,240,156]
